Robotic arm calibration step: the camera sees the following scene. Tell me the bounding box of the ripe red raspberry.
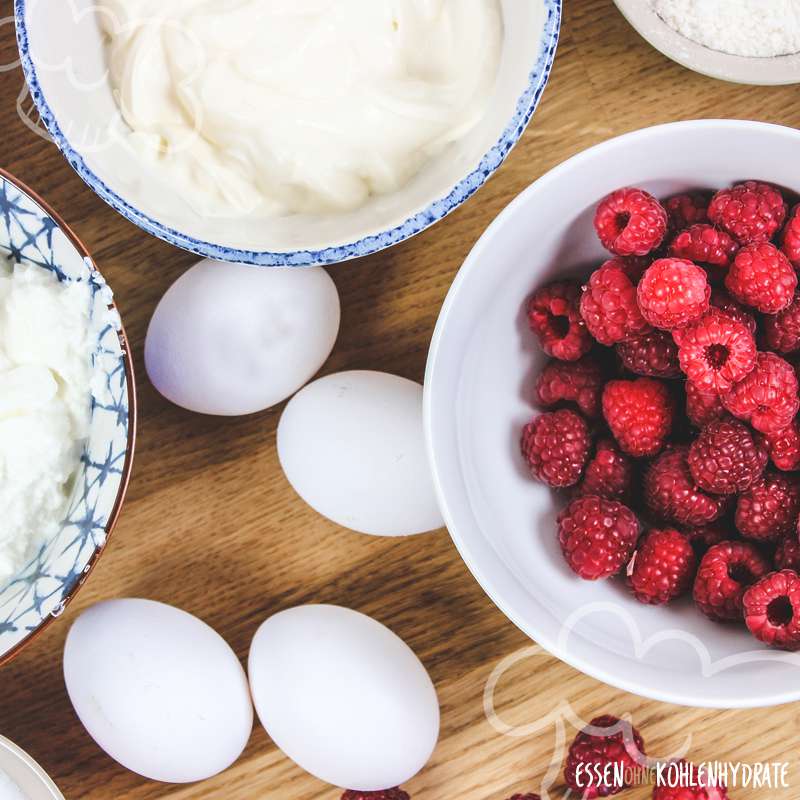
[709,288,757,335]
[722,352,800,435]
[602,378,673,457]
[580,259,652,346]
[687,419,767,495]
[763,292,800,353]
[506,796,541,800]
[594,188,667,257]
[668,224,739,284]
[693,540,770,621]
[682,523,729,557]
[342,791,410,800]
[575,438,633,502]
[521,410,590,488]
[627,528,697,605]
[564,715,646,799]
[764,417,800,471]
[664,192,711,233]
[673,309,756,394]
[637,258,711,330]
[653,761,729,800]
[781,203,800,265]
[775,536,800,571]
[644,446,729,527]
[735,472,800,542]
[527,280,593,361]
[557,496,640,580]
[535,357,604,418]
[685,381,726,429]
[743,569,800,651]
[725,242,797,314]
[708,180,787,245]
[616,330,681,378]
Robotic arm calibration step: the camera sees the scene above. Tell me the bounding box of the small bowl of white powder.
[0,169,135,667]
[0,736,64,800]
[614,0,800,85]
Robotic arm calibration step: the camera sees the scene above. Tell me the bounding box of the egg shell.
[63,599,253,783]
[144,259,340,415]
[277,371,444,536]
[248,605,439,791]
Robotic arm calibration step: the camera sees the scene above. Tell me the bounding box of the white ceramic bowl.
[614,0,800,85]
[425,119,800,709]
[15,0,560,266]
[0,736,64,800]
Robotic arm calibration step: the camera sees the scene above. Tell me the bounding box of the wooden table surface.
[1,1,799,798]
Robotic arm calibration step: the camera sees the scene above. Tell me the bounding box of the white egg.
[63,599,253,783]
[145,259,340,415]
[248,605,439,791]
[277,371,443,536]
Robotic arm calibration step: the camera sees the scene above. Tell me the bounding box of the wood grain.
[1,1,799,798]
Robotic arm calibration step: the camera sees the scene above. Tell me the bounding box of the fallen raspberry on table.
[725,242,797,314]
[708,180,787,245]
[669,224,738,284]
[687,419,767,495]
[763,293,800,354]
[617,329,681,378]
[627,528,697,605]
[709,288,757,335]
[594,187,667,257]
[638,258,710,330]
[694,541,770,621]
[775,536,800,571]
[602,378,673,457]
[722,352,800,435]
[575,438,633,502]
[558,496,640,580]
[580,259,652,346]
[342,791,410,800]
[664,192,711,234]
[735,472,800,542]
[743,569,800,651]
[564,715,646,799]
[535,356,604,418]
[682,523,729,557]
[674,309,756,394]
[782,203,800,265]
[521,410,590,488]
[644,446,729,527]
[527,280,593,361]
[653,761,729,800]
[685,381,726,429]
[764,417,800,471]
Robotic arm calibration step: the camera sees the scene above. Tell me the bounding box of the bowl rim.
[0,735,64,800]
[14,0,561,267]
[0,166,137,668]
[424,118,800,709]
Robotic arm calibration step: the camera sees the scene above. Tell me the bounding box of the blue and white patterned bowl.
[0,169,135,666]
[15,0,561,267]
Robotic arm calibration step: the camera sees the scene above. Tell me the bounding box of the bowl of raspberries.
[425,119,800,708]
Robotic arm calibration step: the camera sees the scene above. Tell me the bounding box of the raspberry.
[664,192,711,233]
[580,260,652,346]
[602,378,673,457]
[644,446,729,526]
[725,242,797,314]
[763,292,800,353]
[627,528,697,605]
[668,224,738,283]
[521,410,590,488]
[735,472,800,542]
[557,496,640,580]
[743,570,800,651]
[535,357,604,417]
[682,523,729,557]
[564,715,645,799]
[342,792,410,800]
[693,541,770,621]
[653,761,729,800]
[722,352,800,435]
[764,417,800,471]
[685,381,726,429]
[594,188,667,257]
[506,796,541,800]
[709,288,757,335]
[637,258,711,330]
[781,203,800,265]
[775,536,800,571]
[527,280,592,361]
[708,181,787,245]
[673,309,756,394]
[687,419,767,495]
[617,330,681,378]
[575,438,633,502]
